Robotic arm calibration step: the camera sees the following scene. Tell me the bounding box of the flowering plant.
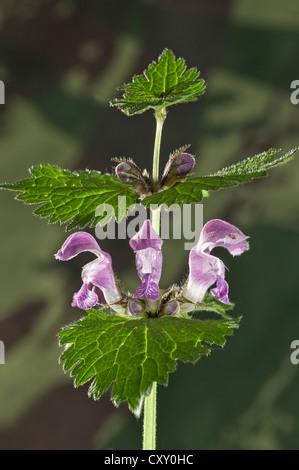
[1,49,297,449]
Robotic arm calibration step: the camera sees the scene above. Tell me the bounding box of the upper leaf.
[59,310,239,416]
[0,165,138,230]
[211,147,297,180]
[143,147,298,206]
[110,49,206,116]
[143,178,206,206]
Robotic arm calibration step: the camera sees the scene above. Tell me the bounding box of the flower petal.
[71,283,99,309]
[210,275,231,305]
[129,220,163,251]
[130,220,163,301]
[135,247,162,281]
[55,232,102,261]
[198,219,249,256]
[182,250,224,304]
[133,247,162,300]
[82,257,122,304]
[133,275,160,300]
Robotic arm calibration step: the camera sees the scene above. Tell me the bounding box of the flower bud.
[127,298,145,316]
[161,300,180,316]
[114,159,152,196]
[115,160,141,183]
[161,148,195,190]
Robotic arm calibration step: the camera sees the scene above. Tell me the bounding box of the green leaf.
[143,147,297,207]
[190,293,235,320]
[207,147,297,181]
[143,180,205,206]
[110,49,206,116]
[0,165,138,230]
[59,310,239,416]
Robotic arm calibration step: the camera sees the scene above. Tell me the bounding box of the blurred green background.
[0,0,299,450]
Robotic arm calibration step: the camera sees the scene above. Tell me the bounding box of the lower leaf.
[59,310,240,416]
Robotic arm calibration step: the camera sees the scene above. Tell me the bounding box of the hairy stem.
[152,108,166,194]
[142,108,166,451]
[143,381,157,450]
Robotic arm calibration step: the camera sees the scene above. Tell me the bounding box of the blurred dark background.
[0,0,299,450]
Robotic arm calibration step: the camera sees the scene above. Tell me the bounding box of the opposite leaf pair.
[55,218,249,318]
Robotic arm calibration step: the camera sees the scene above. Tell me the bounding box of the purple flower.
[55,232,123,309]
[182,219,249,305]
[55,218,248,316]
[129,220,163,300]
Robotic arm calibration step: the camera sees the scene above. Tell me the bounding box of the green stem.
[142,108,166,451]
[152,108,166,196]
[143,381,157,450]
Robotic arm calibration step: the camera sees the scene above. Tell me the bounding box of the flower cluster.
[55,219,249,317]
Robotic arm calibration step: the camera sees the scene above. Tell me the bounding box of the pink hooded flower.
[55,232,122,309]
[182,219,249,305]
